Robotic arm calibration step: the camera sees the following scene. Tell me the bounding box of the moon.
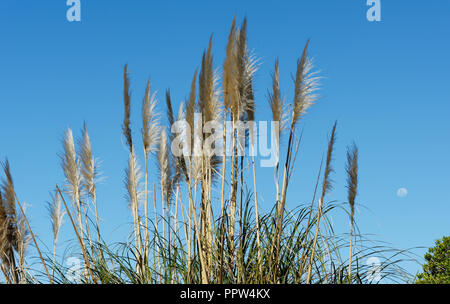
[396,188,408,197]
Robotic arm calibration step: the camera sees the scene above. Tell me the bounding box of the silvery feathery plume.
[157,129,173,202]
[165,90,188,182]
[240,50,257,122]
[79,123,99,198]
[176,102,186,146]
[192,114,204,185]
[174,102,189,181]
[236,18,258,123]
[223,16,237,112]
[321,122,337,200]
[142,79,160,156]
[185,70,198,156]
[0,159,17,220]
[78,123,104,241]
[47,190,65,247]
[125,150,143,210]
[225,18,259,123]
[346,143,358,281]
[199,37,222,124]
[0,159,30,280]
[16,209,31,271]
[0,191,9,265]
[268,59,288,147]
[61,129,82,211]
[123,64,133,151]
[198,37,222,178]
[292,41,320,127]
[346,144,358,221]
[0,159,18,267]
[166,89,175,132]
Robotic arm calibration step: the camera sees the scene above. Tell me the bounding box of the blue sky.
[1,1,449,278]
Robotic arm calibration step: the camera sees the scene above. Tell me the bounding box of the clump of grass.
[0,18,416,284]
[1,159,52,283]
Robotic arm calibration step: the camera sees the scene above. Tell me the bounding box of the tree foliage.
[416,236,450,284]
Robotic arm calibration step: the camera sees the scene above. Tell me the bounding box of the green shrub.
[416,236,450,284]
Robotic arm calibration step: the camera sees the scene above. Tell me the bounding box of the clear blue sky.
[1,1,449,278]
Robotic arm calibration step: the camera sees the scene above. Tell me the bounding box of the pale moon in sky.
[397,188,408,197]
